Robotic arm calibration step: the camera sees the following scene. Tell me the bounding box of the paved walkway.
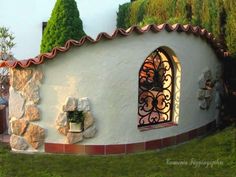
[0,134,10,143]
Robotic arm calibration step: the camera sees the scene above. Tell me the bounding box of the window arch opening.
[138,47,181,129]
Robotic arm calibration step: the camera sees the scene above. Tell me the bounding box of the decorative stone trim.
[9,87,25,119]
[10,68,32,91]
[197,67,223,112]
[56,112,68,136]
[197,67,223,126]
[45,120,216,155]
[25,105,40,121]
[56,97,97,144]
[198,68,214,110]
[10,134,29,150]
[23,123,45,149]
[11,119,29,136]
[62,97,78,112]
[9,67,45,150]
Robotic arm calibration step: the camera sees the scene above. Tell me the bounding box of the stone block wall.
[8,67,45,151]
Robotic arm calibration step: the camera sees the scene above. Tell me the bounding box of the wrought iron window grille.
[138,49,175,127]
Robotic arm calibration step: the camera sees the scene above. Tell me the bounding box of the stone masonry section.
[9,67,45,151]
[56,97,97,144]
[198,67,222,111]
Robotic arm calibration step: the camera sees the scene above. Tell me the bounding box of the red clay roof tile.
[0,24,228,68]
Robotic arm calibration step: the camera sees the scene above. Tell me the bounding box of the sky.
[0,0,129,59]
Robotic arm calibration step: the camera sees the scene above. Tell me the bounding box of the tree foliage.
[116,2,131,29]
[40,0,85,53]
[0,27,15,99]
[0,27,15,60]
[137,0,147,23]
[117,0,236,55]
[224,0,236,55]
[129,0,146,25]
[146,0,172,24]
[192,0,203,25]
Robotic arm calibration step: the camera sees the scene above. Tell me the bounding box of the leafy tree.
[40,0,85,53]
[0,27,15,60]
[0,27,15,100]
[224,0,236,55]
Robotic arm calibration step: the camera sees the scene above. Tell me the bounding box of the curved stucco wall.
[38,31,220,146]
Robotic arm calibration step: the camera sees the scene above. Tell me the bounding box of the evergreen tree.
[40,0,85,53]
[116,3,131,29]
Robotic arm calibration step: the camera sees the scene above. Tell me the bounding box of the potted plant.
[67,110,85,132]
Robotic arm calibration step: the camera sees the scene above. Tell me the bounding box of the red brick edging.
[45,121,216,155]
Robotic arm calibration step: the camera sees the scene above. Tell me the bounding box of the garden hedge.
[117,0,235,56]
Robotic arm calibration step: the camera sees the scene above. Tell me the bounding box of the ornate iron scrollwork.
[138,49,174,127]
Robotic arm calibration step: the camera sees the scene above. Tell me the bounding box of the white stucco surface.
[0,0,129,59]
[37,30,221,146]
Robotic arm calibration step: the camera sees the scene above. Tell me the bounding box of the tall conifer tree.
[40,0,85,53]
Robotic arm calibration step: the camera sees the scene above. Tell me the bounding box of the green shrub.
[117,0,235,55]
[129,0,146,25]
[191,0,223,38]
[224,0,236,55]
[191,0,203,25]
[201,0,211,31]
[209,0,222,38]
[116,2,131,29]
[139,16,159,27]
[67,110,84,123]
[175,0,191,23]
[225,11,236,55]
[40,0,85,53]
[146,0,172,22]
[137,0,147,23]
[167,17,188,25]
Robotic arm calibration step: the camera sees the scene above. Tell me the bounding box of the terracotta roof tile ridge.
[0,23,228,68]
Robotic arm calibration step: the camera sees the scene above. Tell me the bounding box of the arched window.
[138,48,179,128]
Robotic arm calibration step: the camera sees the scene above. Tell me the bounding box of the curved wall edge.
[45,120,216,155]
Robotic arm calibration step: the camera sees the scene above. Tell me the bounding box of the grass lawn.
[0,126,235,177]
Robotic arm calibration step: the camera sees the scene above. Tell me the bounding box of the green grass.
[0,126,235,177]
